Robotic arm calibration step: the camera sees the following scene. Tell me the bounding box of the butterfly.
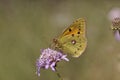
[52,18,87,57]
[111,17,120,41]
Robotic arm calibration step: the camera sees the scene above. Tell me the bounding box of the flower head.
[112,17,120,28]
[36,48,69,76]
[111,18,120,41]
[108,8,120,41]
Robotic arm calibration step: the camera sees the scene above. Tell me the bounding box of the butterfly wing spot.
[77,48,80,50]
[71,40,76,45]
[74,51,77,54]
[77,31,80,34]
[79,28,81,31]
[69,28,72,32]
[79,45,82,47]
[71,34,74,37]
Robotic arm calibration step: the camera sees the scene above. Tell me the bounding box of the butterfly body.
[53,18,87,57]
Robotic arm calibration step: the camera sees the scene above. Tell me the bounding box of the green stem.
[56,69,63,80]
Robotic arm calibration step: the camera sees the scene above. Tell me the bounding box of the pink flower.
[114,30,120,41]
[36,48,69,76]
[111,18,120,41]
[108,8,120,21]
[108,8,120,41]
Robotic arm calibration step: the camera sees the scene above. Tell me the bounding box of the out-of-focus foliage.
[0,0,120,80]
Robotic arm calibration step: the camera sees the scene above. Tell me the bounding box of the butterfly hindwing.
[60,34,87,57]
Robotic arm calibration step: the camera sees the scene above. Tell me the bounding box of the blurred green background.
[0,0,120,80]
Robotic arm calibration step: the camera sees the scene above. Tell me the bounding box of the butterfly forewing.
[59,18,86,38]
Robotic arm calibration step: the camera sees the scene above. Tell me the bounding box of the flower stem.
[56,69,63,80]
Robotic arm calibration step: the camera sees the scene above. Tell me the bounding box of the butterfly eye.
[71,40,76,45]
